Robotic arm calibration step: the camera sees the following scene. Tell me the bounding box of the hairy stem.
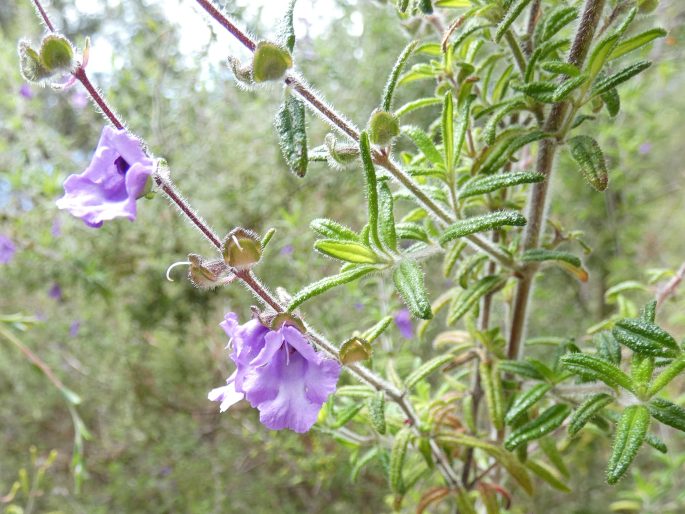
[507,0,607,361]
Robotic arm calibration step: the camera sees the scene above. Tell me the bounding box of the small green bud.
[39,34,74,72]
[188,254,233,289]
[368,110,400,146]
[221,228,262,269]
[324,133,359,168]
[339,337,373,365]
[18,40,52,83]
[252,41,292,82]
[638,0,659,13]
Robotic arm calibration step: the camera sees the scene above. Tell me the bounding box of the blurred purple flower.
[70,89,89,109]
[394,308,414,339]
[69,321,80,337]
[51,218,62,238]
[19,84,33,99]
[280,244,294,256]
[639,143,652,155]
[209,312,341,433]
[354,302,364,311]
[48,283,63,301]
[0,235,16,264]
[56,126,154,228]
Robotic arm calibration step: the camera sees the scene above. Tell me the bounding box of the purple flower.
[279,244,294,256]
[48,283,63,301]
[394,308,414,339]
[51,218,62,238]
[56,126,154,228]
[639,142,652,155]
[208,312,341,433]
[69,320,80,337]
[0,235,16,264]
[70,90,89,109]
[19,84,33,99]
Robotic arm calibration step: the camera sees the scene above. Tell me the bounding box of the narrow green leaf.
[389,428,412,493]
[382,41,418,111]
[495,0,534,43]
[442,92,454,172]
[595,331,622,365]
[315,239,381,264]
[645,432,668,454]
[435,0,471,6]
[525,459,571,493]
[405,354,454,389]
[480,130,548,174]
[481,360,505,430]
[587,34,620,79]
[402,126,443,165]
[275,92,308,177]
[648,398,685,433]
[287,264,378,311]
[568,393,615,436]
[609,28,667,61]
[394,97,442,118]
[368,391,387,434]
[601,87,620,117]
[539,437,570,479]
[560,353,633,391]
[505,404,570,451]
[514,80,558,102]
[506,383,553,424]
[393,260,433,320]
[396,222,429,242]
[442,240,467,277]
[541,60,580,76]
[540,6,578,43]
[607,405,650,484]
[278,0,297,52]
[378,182,398,251]
[437,434,533,495]
[447,275,505,324]
[552,74,588,102]
[459,171,544,199]
[498,360,544,380]
[440,211,526,244]
[350,447,380,482]
[612,318,679,358]
[647,355,685,397]
[641,300,657,323]
[521,249,581,268]
[310,218,360,241]
[568,135,609,191]
[361,316,394,343]
[359,131,382,250]
[330,402,364,428]
[482,100,526,145]
[593,61,651,96]
[453,94,474,166]
[455,489,477,514]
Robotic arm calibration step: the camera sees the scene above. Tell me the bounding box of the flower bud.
[252,41,292,82]
[188,254,233,289]
[221,228,262,269]
[39,34,74,72]
[368,110,400,146]
[324,133,359,169]
[339,337,372,364]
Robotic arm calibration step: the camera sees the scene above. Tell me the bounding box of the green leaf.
[498,360,544,380]
[435,0,471,7]
[447,275,505,324]
[647,355,685,397]
[39,34,74,71]
[359,131,383,250]
[310,218,359,241]
[382,40,418,111]
[389,428,412,493]
[350,447,380,482]
[402,126,443,166]
[278,0,297,52]
[506,383,553,425]
[539,437,570,479]
[505,404,570,451]
[482,100,526,145]
[394,97,442,118]
[593,61,651,96]
[595,332,622,365]
[440,211,526,244]
[541,60,580,76]
[539,6,578,43]
[287,264,378,311]
[495,0,534,43]
[315,239,381,264]
[601,87,621,117]
[275,92,308,177]
[521,249,582,268]
[568,135,609,191]
[442,92,455,172]
[396,222,429,242]
[368,392,387,434]
[552,74,588,102]
[568,393,615,436]
[587,34,620,80]
[612,318,679,358]
[645,432,668,454]
[378,182,398,251]
[481,361,505,430]
[442,240,467,277]
[459,171,545,200]
[361,316,394,343]
[609,28,667,61]
[453,94,474,167]
[560,353,633,391]
[641,300,657,323]
[647,398,685,433]
[437,434,533,494]
[405,354,454,389]
[480,130,548,174]
[514,80,557,103]
[393,260,433,320]
[525,459,571,493]
[330,402,364,428]
[607,405,650,484]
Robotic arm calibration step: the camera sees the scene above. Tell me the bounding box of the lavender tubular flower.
[56,126,153,227]
[209,312,341,433]
[0,235,17,264]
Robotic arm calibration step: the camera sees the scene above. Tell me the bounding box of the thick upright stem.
[507,0,607,360]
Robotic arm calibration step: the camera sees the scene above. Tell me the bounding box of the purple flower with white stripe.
[208,312,341,433]
[56,126,153,228]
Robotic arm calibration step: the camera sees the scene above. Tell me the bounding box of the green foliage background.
[1,0,684,512]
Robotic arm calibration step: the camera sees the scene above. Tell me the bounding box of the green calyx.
[252,41,292,82]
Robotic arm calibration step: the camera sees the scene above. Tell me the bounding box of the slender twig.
[31,0,54,31]
[656,262,685,306]
[524,0,541,56]
[507,0,608,361]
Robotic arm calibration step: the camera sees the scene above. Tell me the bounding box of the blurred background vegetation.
[1,0,684,512]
